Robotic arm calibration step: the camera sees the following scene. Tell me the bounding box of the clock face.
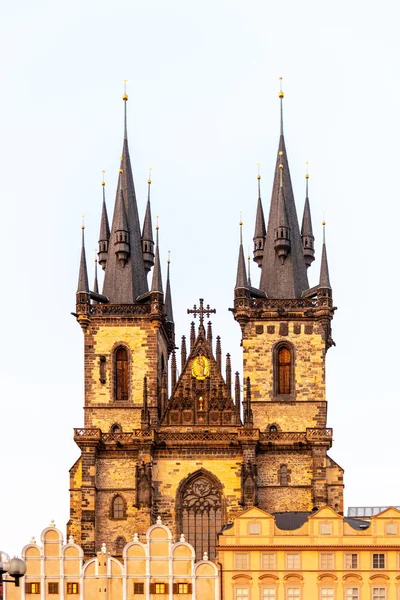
[191,355,210,381]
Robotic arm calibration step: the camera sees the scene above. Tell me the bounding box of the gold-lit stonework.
[191,355,210,380]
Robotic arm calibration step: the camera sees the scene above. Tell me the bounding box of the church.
[69,84,343,562]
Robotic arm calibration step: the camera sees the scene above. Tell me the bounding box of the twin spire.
[236,80,331,299]
[77,86,174,327]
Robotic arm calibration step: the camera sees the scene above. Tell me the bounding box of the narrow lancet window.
[115,347,128,401]
[278,347,291,394]
[112,495,125,519]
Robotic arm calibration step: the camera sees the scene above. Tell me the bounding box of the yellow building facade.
[217,506,400,600]
[4,520,217,600]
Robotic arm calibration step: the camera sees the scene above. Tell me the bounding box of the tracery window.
[112,495,125,519]
[115,347,129,401]
[279,464,288,486]
[178,472,223,560]
[278,346,291,394]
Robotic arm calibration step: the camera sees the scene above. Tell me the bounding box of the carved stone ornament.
[191,355,210,380]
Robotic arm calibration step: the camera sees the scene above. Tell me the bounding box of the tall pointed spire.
[93,254,99,294]
[114,184,130,267]
[165,251,174,324]
[259,81,309,298]
[274,156,291,263]
[235,218,248,291]
[142,169,155,274]
[77,221,89,293]
[319,221,331,288]
[102,83,148,302]
[253,165,266,268]
[151,218,163,293]
[98,172,110,270]
[301,164,315,268]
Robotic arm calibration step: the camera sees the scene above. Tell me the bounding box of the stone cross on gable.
[187,298,216,328]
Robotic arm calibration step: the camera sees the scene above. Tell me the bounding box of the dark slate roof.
[102,111,148,303]
[259,135,309,298]
[273,511,370,531]
[77,228,89,293]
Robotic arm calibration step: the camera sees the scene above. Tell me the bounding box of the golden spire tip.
[81,215,85,230]
[156,215,159,230]
[122,79,128,101]
[279,76,284,99]
[148,167,152,184]
[168,250,171,264]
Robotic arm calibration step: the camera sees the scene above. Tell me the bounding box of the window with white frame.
[372,553,385,569]
[261,553,276,570]
[372,588,386,600]
[345,588,359,600]
[248,521,261,535]
[320,553,334,569]
[320,588,334,600]
[286,553,300,569]
[286,588,301,600]
[344,553,358,569]
[262,589,276,599]
[234,553,249,570]
[235,588,249,599]
[320,522,333,535]
[385,522,397,535]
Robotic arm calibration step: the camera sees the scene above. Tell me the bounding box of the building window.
[115,346,129,401]
[286,553,300,569]
[25,583,40,594]
[150,583,168,594]
[248,521,261,534]
[48,582,59,594]
[261,553,276,570]
[269,424,278,432]
[134,582,144,594]
[115,535,126,554]
[262,589,276,599]
[234,553,249,569]
[345,589,359,600]
[320,589,334,600]
[320,553,334,569]
[320,522,333,535]
[286,588,301,600]
[66,582,79,594]
[372,589,386,600]
[385,522,397,535]
[277,346,291,394]
[235,589,249,599]
[178,472,222,560]
[173,583,192,594]
[372,553,385,569]
[279,464,289,485]
[112,494,125,519]
[344,553,358,569]
[111,423,122,433]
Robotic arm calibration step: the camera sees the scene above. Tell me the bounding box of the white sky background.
[1,0,399,555]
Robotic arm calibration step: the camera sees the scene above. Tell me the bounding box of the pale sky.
[1,0,399,556]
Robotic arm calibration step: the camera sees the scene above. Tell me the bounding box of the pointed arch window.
[278,347,291,394]
[115,536,126,555]
[115,347,129,401]
[111,495,126,519]
[178,472,223,560]
[279,465,288,486]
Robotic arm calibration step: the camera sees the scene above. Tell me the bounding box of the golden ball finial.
[305,173,309,179]
[322,221,326,226]
[122,79,128,101]
[279,77,284,98]
[81,215,85,230]
[148,167,152,185]
[278,151,283,156]
[279,164,284,170]
[168,250,171,264]
[257,175,261,180]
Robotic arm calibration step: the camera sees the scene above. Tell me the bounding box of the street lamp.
[0,551,26,588]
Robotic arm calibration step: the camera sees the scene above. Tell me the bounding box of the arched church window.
[115,347,129,401]
[279,465,288,486]
[277,346,291,395]
[178,472,223,560]
[115,536,126,554]
[112,495,125,519]
[110,423,122,433]
[269,424,278,432]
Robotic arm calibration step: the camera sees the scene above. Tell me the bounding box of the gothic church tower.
[70,85,343,561]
